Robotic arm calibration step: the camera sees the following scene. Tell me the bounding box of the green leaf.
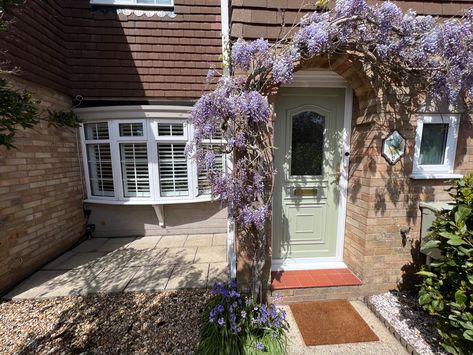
[455,205,472,224]
[455,290,467,306]
[422,239,441,249]
[417,270,437,278]
[447,236,466,246]
[463,330,473,342]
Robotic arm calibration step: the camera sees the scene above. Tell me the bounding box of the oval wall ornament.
[382,130,406,165]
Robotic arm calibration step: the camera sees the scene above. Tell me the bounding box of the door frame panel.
[272,70,353,271]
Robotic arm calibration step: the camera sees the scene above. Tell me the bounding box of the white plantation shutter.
[158,143,189,197]
[119,123,144,137]
[86,144,114,197]
[198,145,224,195]
[84,122,109,140]
[157,122,184,137]
[120,143,150,197]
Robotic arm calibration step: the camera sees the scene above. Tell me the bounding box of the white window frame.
[80,121,117,201]
[77,106,216,205]
[90,0,174,7]
[411,114,462,179]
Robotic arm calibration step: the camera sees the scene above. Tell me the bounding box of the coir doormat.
[289,300,379,346]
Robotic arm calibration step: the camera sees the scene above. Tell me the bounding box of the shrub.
[197,282,288,355]
[418,174,473,355]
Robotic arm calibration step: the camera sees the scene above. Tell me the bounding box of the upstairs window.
[90,0,173,7]
[411,114,460,179]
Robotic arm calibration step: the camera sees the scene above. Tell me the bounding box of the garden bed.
[366,291,446,355]
[0,290,209,354]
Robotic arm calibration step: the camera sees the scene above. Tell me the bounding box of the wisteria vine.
[190,0,473,299]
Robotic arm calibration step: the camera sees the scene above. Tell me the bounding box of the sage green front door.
[273,87,345,260]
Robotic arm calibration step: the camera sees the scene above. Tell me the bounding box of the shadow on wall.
[87,202,227,237]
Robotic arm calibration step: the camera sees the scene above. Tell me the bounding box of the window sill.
[84,196,214,205]
[409,173,463,180]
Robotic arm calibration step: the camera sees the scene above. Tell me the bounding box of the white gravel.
[367,291,446,355]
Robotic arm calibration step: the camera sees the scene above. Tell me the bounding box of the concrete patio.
[4,234,228,300]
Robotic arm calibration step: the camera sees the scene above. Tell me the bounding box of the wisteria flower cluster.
[198,282,288,354]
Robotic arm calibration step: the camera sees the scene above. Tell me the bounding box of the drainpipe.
[220,0,236,281]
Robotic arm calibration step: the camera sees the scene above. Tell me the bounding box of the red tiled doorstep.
[270,268,362,290]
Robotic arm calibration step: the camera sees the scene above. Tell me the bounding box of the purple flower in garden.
[236,91,270,123]
[206,69,214,80]
[217,317,225,327]
[334,0,367,17]
[232,39,253,70]
[241,310,247,318]
[271,52,294,84]
[256,342,265,351]
[234,132,246,148]
[216,304,224,313]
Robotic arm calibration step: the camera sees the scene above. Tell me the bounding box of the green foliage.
[418,174,473,355]
[0,78,39,148]
[0,79,80,149]
[197,283,288,355]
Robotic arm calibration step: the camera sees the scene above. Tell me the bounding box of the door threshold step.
[271,268,362,290]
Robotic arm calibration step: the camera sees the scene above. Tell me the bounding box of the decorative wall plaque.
[382,130,406,165]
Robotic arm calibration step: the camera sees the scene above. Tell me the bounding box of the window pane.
[291,111,325,176]
[419,124,449,165]
[120,143,150,198]
[158,123,184,136]
[198,145,224,195]
[86,144,114,197]
[158,143,188,197]
[84,122,109,140]
[119,123,144,137]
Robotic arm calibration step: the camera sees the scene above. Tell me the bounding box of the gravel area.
[0,290,209,354]
[367,291,446,355]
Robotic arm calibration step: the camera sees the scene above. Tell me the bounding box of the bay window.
[78,106,224,204]
[411,114,461,179]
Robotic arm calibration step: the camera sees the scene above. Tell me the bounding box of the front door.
[273,87,345,261]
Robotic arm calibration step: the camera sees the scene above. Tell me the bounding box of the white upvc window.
[411,114,461,179]
[78,106,223,204]
[90,0,173,7]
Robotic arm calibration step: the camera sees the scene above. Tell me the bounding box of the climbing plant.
[0,0,81,149]
[190,0,473,302]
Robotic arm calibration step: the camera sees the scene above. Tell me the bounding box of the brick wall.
[0,77,85,294]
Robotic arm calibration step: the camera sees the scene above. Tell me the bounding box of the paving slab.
[212,233,227,246]
[184,234,213,247]
[194,246,227,263]
[156,234,188,248]
[125,236,161,250]
[49,252,107,270]
[166,263,209,290]
[208,262,229,285]
[42,251,77,270]
[285,300,408,355]
[96,238,137,252]
[125,265,175,292]
[4,271,68,300]
[85,267,139,294]
[153,247,197,264]
[34,267,104,299]
[70,238,108,253]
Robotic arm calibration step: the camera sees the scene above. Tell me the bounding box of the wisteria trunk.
[252,230,267,304]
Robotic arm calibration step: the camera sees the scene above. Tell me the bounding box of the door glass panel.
[291,111,325,176]
[419,123,448,165]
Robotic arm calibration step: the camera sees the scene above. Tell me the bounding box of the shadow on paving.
[5,238,228,299]
[7,290,210,354]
